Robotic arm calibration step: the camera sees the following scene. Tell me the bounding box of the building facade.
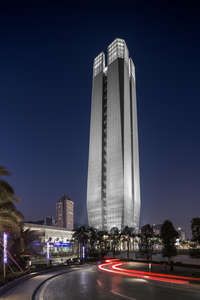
[24,223,73,255]
[56,195,74,230]
[44,216,55,226]
[27,216,55,226]
[87,38,141,231]
[177,227,186,241]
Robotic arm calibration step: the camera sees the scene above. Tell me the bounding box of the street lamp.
[46,241,50,265]
[3,232,8,280]
[82,245,85,260]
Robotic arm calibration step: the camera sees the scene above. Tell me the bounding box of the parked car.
[64,258,73,265]
[71,257,81,265]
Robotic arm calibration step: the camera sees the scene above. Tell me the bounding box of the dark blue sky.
[0,1,199,235]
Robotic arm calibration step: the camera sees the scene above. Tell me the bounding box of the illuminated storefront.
[24,222,74,255]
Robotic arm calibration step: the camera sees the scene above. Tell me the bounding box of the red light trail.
[98,260,200,285]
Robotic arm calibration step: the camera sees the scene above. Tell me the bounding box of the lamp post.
[3,232,8,281]
[82,245,85,260]
[46,241,50,265]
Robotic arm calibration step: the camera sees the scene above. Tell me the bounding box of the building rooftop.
[57,194,72,202]
[24,222,74,233]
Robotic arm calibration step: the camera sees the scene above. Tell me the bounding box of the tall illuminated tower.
[87,38,141,231]
[56,195,74,230]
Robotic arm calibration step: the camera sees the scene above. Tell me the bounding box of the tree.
[87,227,98,256]
[72,226,89,260]
[0,166,19,205]
[160,220,178,263]
[96,230,109,256]
[0,166,23,237]
[139,224,154,260]
[121,226,135,259]
[191,218,200,244]
[110,227,120,256]
[0,202,23,237]
[0,166,24,272]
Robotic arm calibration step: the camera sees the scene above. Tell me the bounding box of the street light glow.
[3,232,8,264]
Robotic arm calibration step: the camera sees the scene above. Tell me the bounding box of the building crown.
[93,38,134,78]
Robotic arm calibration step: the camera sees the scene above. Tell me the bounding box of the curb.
[0,273,36,297]
[0,266,69,297]
[32,268,75,299]
[32,263,96,299]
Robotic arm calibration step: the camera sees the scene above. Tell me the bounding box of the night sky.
[0,1,200,236]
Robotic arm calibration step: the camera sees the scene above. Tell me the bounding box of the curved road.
[1,264,200,300]
[34,264,200,300]
[1,267,81,300]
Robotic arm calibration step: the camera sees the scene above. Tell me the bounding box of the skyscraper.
[87,38,141,231]
[56,195,74,230]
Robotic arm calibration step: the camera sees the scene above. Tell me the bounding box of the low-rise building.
[24,222,74,256]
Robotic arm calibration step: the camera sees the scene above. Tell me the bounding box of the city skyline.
[87,38,140,230]
[0,2,200,235]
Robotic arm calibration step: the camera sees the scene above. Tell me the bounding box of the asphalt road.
[0,268,80,300]
[34,265,200,300]
[1,264,200,300]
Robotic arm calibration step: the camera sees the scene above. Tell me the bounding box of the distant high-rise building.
[56,195,74,230]
[44,216,55,226]
[27,219,44,225]
[177,227,186,241]
[87,38,141,231]
[27,216,55,226]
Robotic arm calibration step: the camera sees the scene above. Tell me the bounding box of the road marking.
[111,290,136,300]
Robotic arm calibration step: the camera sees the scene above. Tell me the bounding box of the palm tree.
[0,202,23,236]
[0,166,19,205]
[97,230,109,257]
[0,166,24,273]
[0,166,10,176]
[139,224,154,260]
[87,227,98,256]
[110,227,120,256]
[0,166,23,236]
[121,226,135,259]
[72,226,89,260]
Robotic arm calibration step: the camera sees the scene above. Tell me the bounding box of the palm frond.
[0,217,22,237]
[0,166,11,176]
[0,180,19,205]
[0,180,15,194]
